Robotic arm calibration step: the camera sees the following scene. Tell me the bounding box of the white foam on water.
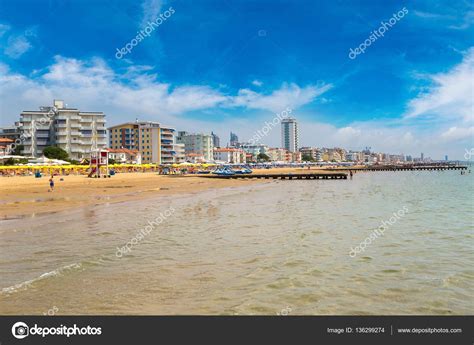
[1,263,82,295]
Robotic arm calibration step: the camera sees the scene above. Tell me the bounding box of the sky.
[0,0,473,159]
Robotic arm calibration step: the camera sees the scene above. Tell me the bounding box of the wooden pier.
[199,173,348,180]
[330,165,468,172]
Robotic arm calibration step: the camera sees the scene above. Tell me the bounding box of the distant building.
[176,132,213,162]
[281,117,298,152]
[213,148,246,163]
[299,147,321,161]
[445,155,448,161]
[268,148,288,162]
[230,132,239,147]
[346,151,362,162]
[20,100,107,159]
[107,148,142,164]
[108,121,179,164]
[185,152,206,163]
[0,138,14,156]
[239,143,269,161]
[174,143,185,163]
[291,151,302,163]
[421,152,424,161]
[211,131,220,148]
[0,124,21,142]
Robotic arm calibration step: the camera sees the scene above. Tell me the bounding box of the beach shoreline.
[0,172,262,220]
[1,168,332,219]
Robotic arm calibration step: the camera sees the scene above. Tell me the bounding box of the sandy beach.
[0,167,337,219]
[0,173,255,219]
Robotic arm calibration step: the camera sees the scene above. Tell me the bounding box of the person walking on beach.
[349,170,353,179]
[49,175,55,192]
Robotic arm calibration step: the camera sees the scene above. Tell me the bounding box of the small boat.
[233,168,252,174]
[196,170,211,174]
[212,168,236,176]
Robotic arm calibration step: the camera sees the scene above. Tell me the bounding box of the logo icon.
[12,322,29,339]
[464,148,474,160]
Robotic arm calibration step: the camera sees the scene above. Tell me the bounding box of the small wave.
[1,263,82,295]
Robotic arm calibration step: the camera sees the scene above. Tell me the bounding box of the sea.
[1,170,473,315]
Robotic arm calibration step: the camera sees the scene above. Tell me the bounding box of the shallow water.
[0,170,473,315]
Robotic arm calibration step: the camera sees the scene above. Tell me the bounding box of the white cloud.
[449,10,474,30]
[412,10,452,19]
[252,80,263,87]
[1,55,470,159]
[141,0,164,27]
[405,47,474,122]
[440,126,474,141]
[335,126,361,140]
[231,83,332,112]
[0,56,325,126]
[0,23,10,37]
[4,34,32,58]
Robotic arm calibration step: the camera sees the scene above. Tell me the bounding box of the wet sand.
[0,168,334,219]
[0,173,257,219]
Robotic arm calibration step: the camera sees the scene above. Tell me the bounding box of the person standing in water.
[49,175,55,191]
[349,170,353,179]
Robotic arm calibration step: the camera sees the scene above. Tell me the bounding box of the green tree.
[302,154,314,162]
[43,146,69,160]
[257,153,270,162]
[12,144,24,155]
[3,158,15,165]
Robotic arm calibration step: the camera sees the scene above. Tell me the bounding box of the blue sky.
[0,0,473,159]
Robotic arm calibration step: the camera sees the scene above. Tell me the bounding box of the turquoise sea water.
[0,170,473,315]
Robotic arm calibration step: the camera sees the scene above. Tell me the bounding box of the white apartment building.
[299,147,322,161]
[281,117,298,152]
[239,143,269,157]
[174,143,185,163]
[107,148,142,164]
[176,131,213,162]
[213,148,246,163]
[20,100,107,159]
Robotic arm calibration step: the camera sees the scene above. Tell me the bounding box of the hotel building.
[239,143,269,161]
[268,147,288,162]
[108,121,181,164]
[281,117,298,152]
[299,147,321,161]
[213,148,246,164]
[176,132,213,162]
[19,100,107,159]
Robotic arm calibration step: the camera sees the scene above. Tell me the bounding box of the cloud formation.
[0,23,34,59]
[0,56,327,123]
[405,47,474,123]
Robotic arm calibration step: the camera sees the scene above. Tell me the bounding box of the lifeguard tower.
[88,149,110,178]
